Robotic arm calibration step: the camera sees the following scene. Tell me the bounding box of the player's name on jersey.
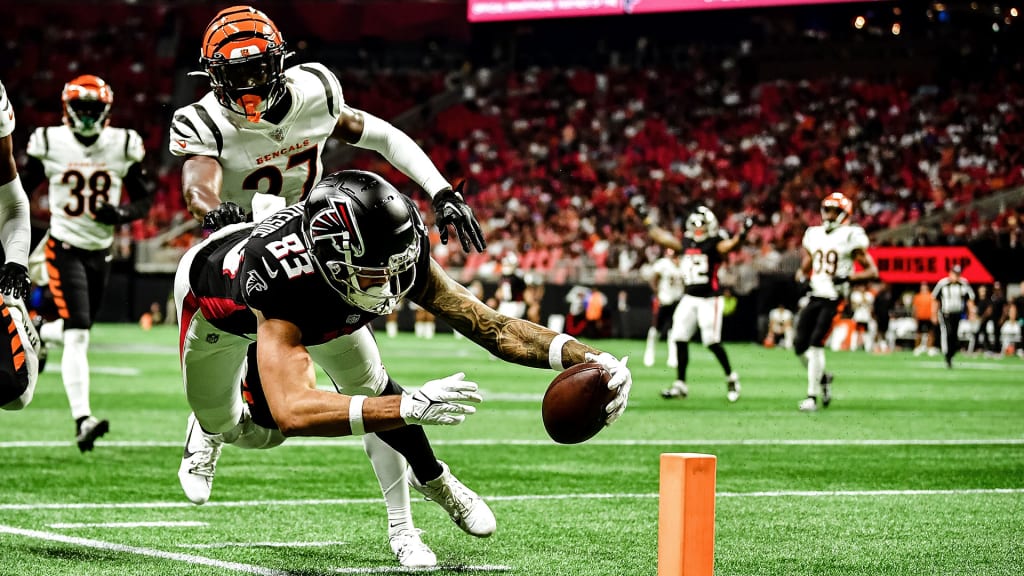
[256,138,314,165]
[66,160,109,169]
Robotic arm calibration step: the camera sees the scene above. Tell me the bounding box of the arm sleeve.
[351,110,449,197]
[0,176,31,266]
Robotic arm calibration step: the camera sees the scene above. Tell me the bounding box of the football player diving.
[170,6,487,565]
[175,170,632,568]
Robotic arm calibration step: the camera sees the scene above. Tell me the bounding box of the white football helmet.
[684,207,719,242]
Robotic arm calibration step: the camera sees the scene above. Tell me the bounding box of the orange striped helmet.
[821,192,853,230]
[62,75,113,137]
[200,5,287,122]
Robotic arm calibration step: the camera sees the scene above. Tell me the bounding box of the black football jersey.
[188,205,431,346]
[680,234,725,298]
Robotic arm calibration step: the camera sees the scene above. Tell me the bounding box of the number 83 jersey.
[27,125,145,250]
[802,224,869,300]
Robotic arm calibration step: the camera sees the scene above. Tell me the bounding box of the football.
[542,362,615,444]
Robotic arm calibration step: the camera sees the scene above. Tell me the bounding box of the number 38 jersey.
[188,205,430,347]
[168,63,344,212]
[802,224,869,300]
[26,125,145,250]
[681,234,726,298]
[0,81,15,139]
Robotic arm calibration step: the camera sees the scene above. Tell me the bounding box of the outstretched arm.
[335,106,485,252]
[415,259,602,367]
[415,259,632,423]
[648,225,683,253]
[254,309,478,437]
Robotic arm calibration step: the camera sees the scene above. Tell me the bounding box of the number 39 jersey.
[169,63,344,212]
[188,205,430,347]
[802,224,869,300]
[681,234,726,298]
[0,81,15,139]
[26,125,145,250]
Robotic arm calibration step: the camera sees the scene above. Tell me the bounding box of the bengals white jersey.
[27,125,145,250]
[802,224,869,300]
[651,256,684,305]
[0,81,14,139]
[169,63,343,211]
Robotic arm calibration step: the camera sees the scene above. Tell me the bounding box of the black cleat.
[821,372,834,408]
[76,416,110,453]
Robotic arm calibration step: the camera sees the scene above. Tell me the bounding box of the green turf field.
[0,324,1022,575]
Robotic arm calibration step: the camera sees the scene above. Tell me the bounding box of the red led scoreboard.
[468,0,875,21]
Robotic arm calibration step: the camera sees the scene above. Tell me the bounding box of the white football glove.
[585,352,631,425]
[400,372,482,426]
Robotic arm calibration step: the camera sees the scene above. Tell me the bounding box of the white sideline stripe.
[49,521,207,529]
[2,488,1021,512]
[91,366,142,376]
[334,566,511,574]
[0,524,295,576]
[180,540,347,550]
[2,437,1024,449]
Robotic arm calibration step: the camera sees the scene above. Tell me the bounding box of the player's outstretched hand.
[203,201,247,233]
[585,352,632,425]
[401,372,483,426]
[431,181,486,253]
[0,262,30,301]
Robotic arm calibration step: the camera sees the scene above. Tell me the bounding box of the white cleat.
[643,349,655,367]
[661,380,688,399]
[666,356,678,368]
[410,461,496,538]
[178,413,223,505]
[798,397,818,412]
[389,528,437,568]
[726,373,741,403]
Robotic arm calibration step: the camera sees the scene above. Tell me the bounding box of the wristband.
[548,334,577,371]
[348,395,367,436]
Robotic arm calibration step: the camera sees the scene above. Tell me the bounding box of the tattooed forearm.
[416,260,599,369]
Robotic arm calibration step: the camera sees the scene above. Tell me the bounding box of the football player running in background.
[175,170,631,568]
[0,80,41,411]
[22,75,154,447]
[643,247,683,368]
[647,207,751,402]
[794,193,878,411]
[169,7,487,562]
[494,252,527,320]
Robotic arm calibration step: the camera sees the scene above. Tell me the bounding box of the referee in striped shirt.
[931,265,976,368]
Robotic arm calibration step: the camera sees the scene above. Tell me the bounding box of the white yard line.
[2,488,1022,512]
[179,540,347,550]
[334,566,511,574]
[49,521,207,529]
[0,524,296,576]
[2,437,1023,449]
